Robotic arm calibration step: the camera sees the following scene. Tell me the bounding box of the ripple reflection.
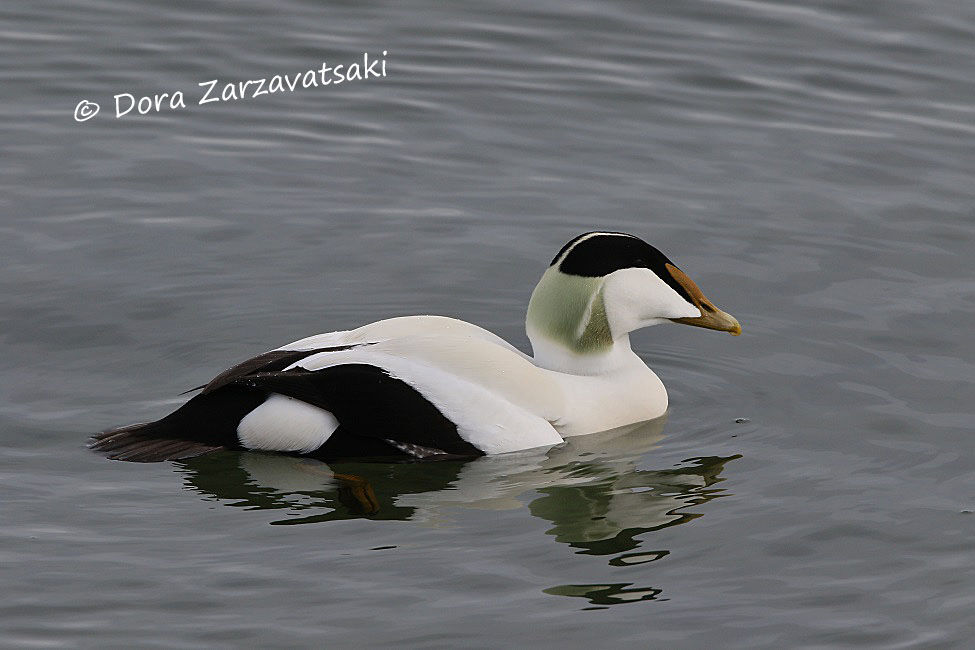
[174,419,740,607]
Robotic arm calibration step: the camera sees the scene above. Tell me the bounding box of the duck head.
[526,231,740,373]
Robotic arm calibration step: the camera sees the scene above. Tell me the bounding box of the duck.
[90,231,741,463]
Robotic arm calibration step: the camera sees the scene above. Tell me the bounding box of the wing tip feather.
[89,422,223,462]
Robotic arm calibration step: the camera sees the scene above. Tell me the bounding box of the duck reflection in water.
[175,418,739,606]
[177,416,737,536]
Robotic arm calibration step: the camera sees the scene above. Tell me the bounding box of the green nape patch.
[526,268,613,354]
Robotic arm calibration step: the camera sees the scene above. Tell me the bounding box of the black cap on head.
[552,232,693,304]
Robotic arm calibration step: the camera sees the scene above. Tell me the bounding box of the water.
[2,0,974,646]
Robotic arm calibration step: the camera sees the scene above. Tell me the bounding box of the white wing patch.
[237,394,339,453]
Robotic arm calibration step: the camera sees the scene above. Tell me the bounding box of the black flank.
[236,364,484,460]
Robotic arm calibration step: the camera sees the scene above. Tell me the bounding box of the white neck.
[527,329,647,375]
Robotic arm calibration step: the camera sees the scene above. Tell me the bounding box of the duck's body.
[91,232,740,462]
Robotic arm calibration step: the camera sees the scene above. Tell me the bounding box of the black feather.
[234,364,484,459]
[553,232,693,304]
[91,344,372,462]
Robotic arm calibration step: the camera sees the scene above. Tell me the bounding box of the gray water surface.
[2,1,974,647]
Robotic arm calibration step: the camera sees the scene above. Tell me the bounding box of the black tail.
[91,346,358,463]
[90,384,270,462]
[89,422,225,462]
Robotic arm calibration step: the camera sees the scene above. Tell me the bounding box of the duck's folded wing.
[93,331,566,462]
[288,334,566,454]
[234,364,485,457]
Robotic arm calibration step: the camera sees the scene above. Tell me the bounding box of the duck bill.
[671,307,742,335]
[665,263,742,336]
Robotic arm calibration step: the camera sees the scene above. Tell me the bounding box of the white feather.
[281,315,527,357]
[601,267,700,336]
[237,394,339,453]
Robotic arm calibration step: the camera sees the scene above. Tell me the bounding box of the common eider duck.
[91,231,741,462]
